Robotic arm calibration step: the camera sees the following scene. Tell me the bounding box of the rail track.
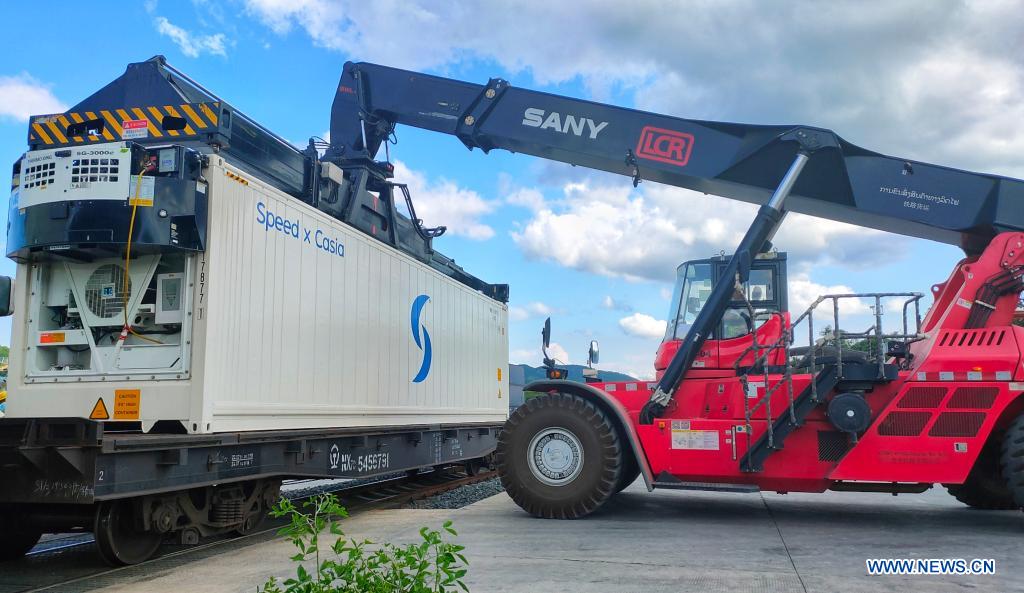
[1,467,496,593]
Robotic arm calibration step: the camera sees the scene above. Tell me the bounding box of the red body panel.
[654,313,789,377]
[831,381,1023,483]
[600,232,1024,493]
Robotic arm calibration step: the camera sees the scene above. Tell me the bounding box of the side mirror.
[0,276,13,317]
[541,317,551,349]
[588,340,599,366]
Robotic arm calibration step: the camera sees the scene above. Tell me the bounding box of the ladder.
[735,292,923,472]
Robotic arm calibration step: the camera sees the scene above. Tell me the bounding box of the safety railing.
[733,291,925,453]
[790,292,925,386]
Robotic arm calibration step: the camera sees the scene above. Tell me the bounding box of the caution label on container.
[89,398,110,420]
[671,420,719,450]
[114,389,140,420]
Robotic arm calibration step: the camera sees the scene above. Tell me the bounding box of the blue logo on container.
[411,294,432,383]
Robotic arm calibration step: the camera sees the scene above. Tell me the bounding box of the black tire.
[1001,413,1024,509]
[946,435,1018,510]
[615,450,640,494]
[0,512,42,562]
[497,392,622,519]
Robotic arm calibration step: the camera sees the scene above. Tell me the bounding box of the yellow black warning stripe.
[28,102,222,147]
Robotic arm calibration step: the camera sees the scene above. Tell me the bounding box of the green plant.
[259,493,468,593]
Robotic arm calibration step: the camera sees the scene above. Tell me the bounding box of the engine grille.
[946,387,998,409]
[877,411,932,436]
[928,412,986,437]
[896,386,947,409]
[817,431,850,462]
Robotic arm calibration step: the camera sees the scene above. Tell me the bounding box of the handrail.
[733,290,925,463]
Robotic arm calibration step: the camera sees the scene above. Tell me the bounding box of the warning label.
[114,389,140,420]
[122,119,149,140]
[89,398,110,420]
[671,421,719,450]
[39,332,66,344]
[129,176,155,207]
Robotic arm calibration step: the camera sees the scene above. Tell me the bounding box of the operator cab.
[658,252,788,373]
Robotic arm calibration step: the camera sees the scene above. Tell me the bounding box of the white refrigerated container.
[7,152,509,433]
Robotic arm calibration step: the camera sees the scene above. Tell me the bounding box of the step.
[652,480,760,493]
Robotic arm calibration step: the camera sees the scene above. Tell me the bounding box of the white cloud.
[787,273,868,318]
[392,161,496,240]
[0,74,66,121]
[244,0,1024,176]
[509,348,540,366]
[546,342,570,365]
[509,301,554,322]
[510,343,571,366]
[510,177,899,283]
[155,17,229,58]
[601,296,632,312]
[505,187,546,213]
[618,313,667,340]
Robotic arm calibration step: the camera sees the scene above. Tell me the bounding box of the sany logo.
[410,294,432,383]
[636,126,694,167]
[522,108,609,139]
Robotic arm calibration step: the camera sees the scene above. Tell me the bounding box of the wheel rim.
[94,500,163,566]
[527,427,584,486]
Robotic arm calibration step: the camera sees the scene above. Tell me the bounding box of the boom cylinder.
[640,152,810,423]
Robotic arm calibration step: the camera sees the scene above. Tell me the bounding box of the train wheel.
[947,436,1019,510]
[94,499,164,566]
[0,512,42,561]
[497,392,622,519]
[1001,413,1024,509]
[234,510,267,536]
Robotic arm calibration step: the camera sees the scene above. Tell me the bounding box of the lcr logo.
[636,126,695,167]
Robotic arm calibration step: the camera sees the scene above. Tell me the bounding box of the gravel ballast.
[408,477,505,509]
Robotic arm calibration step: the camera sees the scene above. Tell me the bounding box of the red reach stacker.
[324,62,1024,518]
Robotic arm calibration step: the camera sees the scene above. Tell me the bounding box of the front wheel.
[497,392,623,519]
[1001,413,1024,509]
[946,435,1018,510]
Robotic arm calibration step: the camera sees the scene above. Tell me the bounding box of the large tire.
[0,512,42,561]
[1001,414,1024,508]
[946,435,1018,510]
[497,393,623,519]
[615,450,640,494]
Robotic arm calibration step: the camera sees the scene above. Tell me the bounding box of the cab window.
[665,263,712,340]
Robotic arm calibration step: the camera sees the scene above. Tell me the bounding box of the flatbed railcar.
[0,56,508,565]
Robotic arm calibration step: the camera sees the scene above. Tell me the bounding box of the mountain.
[509,363,638,385]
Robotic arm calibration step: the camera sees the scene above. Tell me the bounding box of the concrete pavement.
[83,482,1022,593]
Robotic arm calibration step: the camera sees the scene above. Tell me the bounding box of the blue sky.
[2,1,1011,378]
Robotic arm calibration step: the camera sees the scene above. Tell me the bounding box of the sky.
[2,0,1019,379]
